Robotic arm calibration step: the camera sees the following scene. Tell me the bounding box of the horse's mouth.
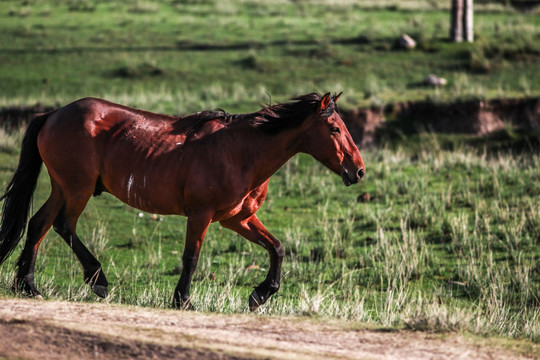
[341,168,364,186]
[341,171,355,186]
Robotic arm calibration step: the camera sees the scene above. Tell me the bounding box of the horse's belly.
[104,172,184,215]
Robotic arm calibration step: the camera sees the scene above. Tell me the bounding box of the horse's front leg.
[173,211,213,309]
[220,214,284,311]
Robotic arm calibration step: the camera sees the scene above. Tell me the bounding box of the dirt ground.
[0,298,537,360]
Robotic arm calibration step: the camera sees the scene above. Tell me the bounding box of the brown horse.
[0,92,364,311]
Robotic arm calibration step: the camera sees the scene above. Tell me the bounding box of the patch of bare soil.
[0,299,536,360]
[340,97,540,146]
[0,105,54,131]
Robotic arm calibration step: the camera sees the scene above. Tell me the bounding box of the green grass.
[0,0,539,345]
[0,131,539,342]
[1,0,539,113]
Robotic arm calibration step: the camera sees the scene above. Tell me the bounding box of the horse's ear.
[333,92,342,103]
[320,93,332,111]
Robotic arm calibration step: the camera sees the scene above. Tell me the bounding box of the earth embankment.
[0,298,535,360]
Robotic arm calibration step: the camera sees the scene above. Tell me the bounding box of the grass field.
[1,0,540,113]
[0,132,538,342]
[0,0,539,345]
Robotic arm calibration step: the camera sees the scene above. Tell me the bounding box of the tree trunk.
[450,0,463,42]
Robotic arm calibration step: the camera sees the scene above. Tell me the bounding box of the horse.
[0,92,365,311]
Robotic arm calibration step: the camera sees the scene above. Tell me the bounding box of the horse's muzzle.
[341,168,365,186]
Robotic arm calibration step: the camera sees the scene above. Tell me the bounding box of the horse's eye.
[330,126,340,134]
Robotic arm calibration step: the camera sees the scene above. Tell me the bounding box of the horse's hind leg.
[52,189,109,298]
[13,187,64,298]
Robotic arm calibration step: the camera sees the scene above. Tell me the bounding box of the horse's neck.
[246,127,304,183]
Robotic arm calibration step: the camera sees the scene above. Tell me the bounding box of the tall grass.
[0,127,538,341]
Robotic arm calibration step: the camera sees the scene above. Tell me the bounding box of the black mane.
[248,93,336,135]
[172,93,337,136]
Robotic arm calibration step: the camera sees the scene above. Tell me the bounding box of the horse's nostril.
[358,168,365,179]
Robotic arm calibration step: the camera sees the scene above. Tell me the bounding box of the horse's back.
[38,97,179,152]
[43,97,174,135]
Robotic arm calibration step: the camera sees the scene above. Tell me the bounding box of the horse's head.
[301,93,365,186]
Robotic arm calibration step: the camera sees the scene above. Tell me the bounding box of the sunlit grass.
[0,127,538,341]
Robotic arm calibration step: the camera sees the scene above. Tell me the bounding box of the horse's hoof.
[182,302,195,311]
[249,289,263,312]
[12,278,43,299]
[92,284,109,298]
[174,298,195,311]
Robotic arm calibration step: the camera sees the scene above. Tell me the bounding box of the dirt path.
[0,298,536,360]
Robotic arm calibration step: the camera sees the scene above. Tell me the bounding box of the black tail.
[0,113,50,265]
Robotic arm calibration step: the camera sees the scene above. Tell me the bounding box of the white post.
[463,0,474,42]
